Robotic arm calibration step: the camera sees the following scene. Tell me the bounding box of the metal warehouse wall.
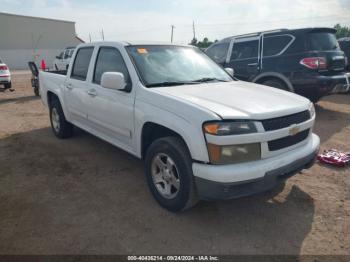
[0,12,83,69]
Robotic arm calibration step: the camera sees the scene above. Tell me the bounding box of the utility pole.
[171,25,175,43]
[101,29,105,41]
[89,33,92,43]
[192,21,196,40]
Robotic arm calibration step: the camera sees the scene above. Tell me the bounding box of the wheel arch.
[46,90,70,121]
[140,122,193,160]
[252,72,294,92]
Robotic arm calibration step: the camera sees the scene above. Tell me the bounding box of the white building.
[0,12,84,70]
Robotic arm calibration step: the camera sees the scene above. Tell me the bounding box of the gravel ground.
[0,72,349,255]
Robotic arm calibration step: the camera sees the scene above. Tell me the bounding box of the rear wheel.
[49,98,73,139]
[262,79,289,91]
[145,137,198,212]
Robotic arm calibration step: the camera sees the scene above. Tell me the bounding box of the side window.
[93,47,131,86]
[206,43,229,64]
[71,47,94,81]
[263,35,293,57]
[230,40,259,61]
[64,50,69,59]
[66,49,74,58]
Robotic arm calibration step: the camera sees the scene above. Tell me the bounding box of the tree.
[334,24,350,39]
[189,37,218,49]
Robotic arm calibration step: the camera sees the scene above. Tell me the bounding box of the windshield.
[127,45,233,87]
[307,32,340,51]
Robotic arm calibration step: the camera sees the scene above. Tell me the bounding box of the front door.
[85,46,135,149]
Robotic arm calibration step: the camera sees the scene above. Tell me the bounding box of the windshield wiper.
[192,77,229,83]
[146,81,199,88]
[146,78,229,88]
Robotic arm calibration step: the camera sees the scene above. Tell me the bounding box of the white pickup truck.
[40,41,320,212]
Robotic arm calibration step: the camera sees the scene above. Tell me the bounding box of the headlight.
[207,143,261,164]
[309,103,315,118]
[203,121,257,136]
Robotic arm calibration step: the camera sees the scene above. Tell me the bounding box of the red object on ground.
[317,149,350,167]
[41,60,46,71]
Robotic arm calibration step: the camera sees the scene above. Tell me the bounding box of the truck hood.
[152,81,310,120]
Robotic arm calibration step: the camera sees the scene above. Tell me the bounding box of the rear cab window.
[263,35,294,56]
[71,47,94,81]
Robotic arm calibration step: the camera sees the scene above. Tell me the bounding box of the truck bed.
[46,69,67,76]
[39,70,67,107]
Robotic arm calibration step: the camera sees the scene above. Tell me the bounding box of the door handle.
[87,89,97,97]
[65,83,73,90]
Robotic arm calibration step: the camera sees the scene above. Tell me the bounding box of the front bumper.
[193,134,320,200]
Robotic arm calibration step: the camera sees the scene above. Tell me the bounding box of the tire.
[49,98,73,139]
[262,79,289,91]
[145,137,198,212]
[34,86,40,96]
[4,82,11,90]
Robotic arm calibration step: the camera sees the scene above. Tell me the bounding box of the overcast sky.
[1,0,350,43]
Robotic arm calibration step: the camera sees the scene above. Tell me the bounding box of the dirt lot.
[0,72,349,255]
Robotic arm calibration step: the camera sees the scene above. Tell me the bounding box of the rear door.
[85,46,135,149]
[64,46,94,127]
[226,37,260,81]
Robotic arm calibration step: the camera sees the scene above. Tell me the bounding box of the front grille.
[262,110,311,131]
[268,129,310,151]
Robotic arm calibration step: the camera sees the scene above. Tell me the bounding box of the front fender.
[134,100,210,163]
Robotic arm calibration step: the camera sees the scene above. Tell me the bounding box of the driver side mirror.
[56,56,61,59]
[225,68,234,77]
[101,72,127,90]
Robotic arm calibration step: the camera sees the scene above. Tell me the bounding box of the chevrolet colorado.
[39,42,320,212]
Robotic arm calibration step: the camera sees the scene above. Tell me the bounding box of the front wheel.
[145,137,198,212]
[49,99,73,139]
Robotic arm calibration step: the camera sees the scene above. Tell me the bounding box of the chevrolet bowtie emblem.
[289,125,300,136]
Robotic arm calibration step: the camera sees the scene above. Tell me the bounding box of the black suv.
[338,37,350,71]
[206,28,350,102]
